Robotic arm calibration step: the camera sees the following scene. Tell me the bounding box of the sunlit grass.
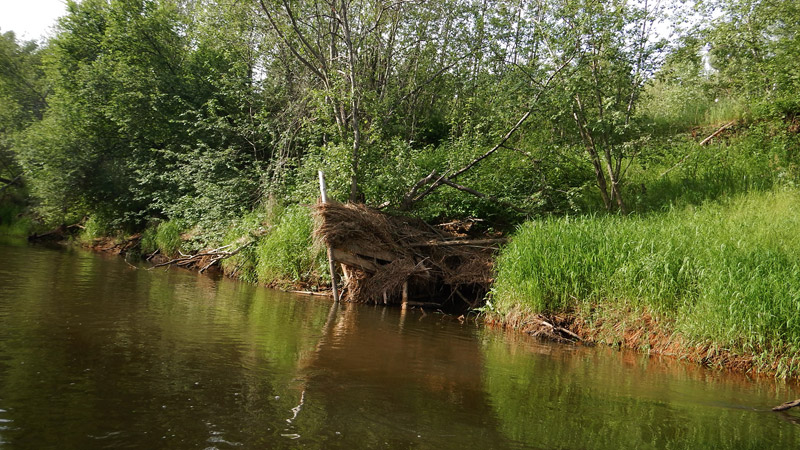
[255,205,326,286]
[492,189,800,374]
[139,220,183,255]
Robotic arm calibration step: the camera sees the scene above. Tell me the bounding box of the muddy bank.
[484,306,789,380]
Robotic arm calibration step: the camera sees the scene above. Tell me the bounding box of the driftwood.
[150,241,253,273]
[409,238,507,247]
[289,290,331,297]
[773,399,800,412]
[523,314,582,343]
[27,222,85,242]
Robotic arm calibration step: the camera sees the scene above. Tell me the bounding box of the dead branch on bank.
[659,120,737,178]
[149,241,254,273]
[521,314,582,343]
[699,120,736,146]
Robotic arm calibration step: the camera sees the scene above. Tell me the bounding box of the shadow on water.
[1,242,800,449]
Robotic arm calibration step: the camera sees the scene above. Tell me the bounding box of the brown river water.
[1,239,800,449]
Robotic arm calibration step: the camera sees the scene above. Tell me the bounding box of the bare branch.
[0,175,22,193]
[258,0,327,83]
[149,241,254,273]
[395,53,576,209]
[438,177,528,214]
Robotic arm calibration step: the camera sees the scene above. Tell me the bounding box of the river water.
[1,240,800,449]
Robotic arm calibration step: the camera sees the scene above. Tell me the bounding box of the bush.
[0,203,34,236]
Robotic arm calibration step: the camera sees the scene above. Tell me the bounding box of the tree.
[700,0,800,113]
[0,30,47,191]
[544,0,665,213]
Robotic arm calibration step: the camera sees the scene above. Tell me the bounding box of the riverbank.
[80,203,331,291]
[10,187,800,379]
[489,188,800,379]
[70,188,800,380]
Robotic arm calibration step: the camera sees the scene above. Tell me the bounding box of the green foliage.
[492,189,800,374]
[148,220,183,256]
[0,0,797,254]
[0,202,33,236]
[139,226,158,255]
[217,203,278,284]
[255,205,326,286]
[623,122,799,212]
[78,216,109,243]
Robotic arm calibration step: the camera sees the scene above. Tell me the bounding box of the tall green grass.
[136,203,327,287]
[0,203,33,236]
[492,189,800,374]
[140,220,184,255]
[217,205,275,283]
[624,121,798,213]
[255,205,327,286]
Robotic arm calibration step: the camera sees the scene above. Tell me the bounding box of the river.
[1,240,799,449]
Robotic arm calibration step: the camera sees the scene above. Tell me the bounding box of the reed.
[492,189,800,375]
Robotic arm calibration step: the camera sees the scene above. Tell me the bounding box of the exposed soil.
[485,306,782,379]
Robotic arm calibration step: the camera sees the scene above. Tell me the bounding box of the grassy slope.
[491,188,800,377]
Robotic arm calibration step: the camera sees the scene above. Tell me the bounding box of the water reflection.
[1,242,799,449]
[480,330,800,449]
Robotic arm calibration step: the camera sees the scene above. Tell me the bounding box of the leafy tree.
[701,0,800,114]
[0,30,47,192]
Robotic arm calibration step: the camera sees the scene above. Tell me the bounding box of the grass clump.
[492,189,800,375]
[0,203,34,236]
[76,215,113,244]
[217,204,277,283]
[140,220,184,255]
[255,205,327,287]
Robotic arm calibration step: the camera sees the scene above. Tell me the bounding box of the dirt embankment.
[485,307,775,379]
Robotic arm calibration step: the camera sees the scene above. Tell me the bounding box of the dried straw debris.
[313,202,501,306]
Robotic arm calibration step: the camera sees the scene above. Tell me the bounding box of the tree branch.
[394,54,575,210]
[149,241,254,273]
[0,174,22,193]
[438,177,528,213]
[258,0,327,83]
